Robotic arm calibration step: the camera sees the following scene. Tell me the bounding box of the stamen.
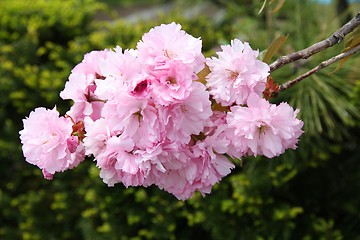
[166,77,177,84]
[226,69,239,81]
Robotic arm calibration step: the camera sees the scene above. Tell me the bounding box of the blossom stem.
[269,12,360,73]
[277,44,360,93]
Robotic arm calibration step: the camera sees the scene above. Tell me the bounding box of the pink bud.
[42,169,54,180]
[67,136,79,153]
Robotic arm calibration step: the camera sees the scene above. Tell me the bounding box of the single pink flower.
[206,39,269,106]
[19,107,85,177]
[154,144,196,200]
[149,126,233,201]
[101,93,162,149]
[72,49,110,78]
[99,47,140,81]
[60,72,95,102]
[60,50,110,121]
[97,47,153,99]
[154,130,234,200]
[83,117,112,157]
[137,22,205,74]
[150,61,195,106]
[95,135,149,187]
[190,124,235,196]
[226,94,304,158]
[158,82,213,144]
[66,101,104,123]
[156,169,196,200]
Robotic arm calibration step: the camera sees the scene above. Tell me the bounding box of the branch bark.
[269,12,360,73]
[277,43,360,93]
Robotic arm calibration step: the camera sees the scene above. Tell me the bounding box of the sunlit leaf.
[259,0,286,14]
[271,0,286,13]
[335,27,360,70]
[263,34,287,63]
[196,65,210,85]
[258,0,268,14]
[343,26,360,52]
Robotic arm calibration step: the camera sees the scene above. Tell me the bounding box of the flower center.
[166,77,177,85]
[226,69,239,81]
[163,49,176,59]
[133,110,143,123]
[133,80,148,94]
[258,124,269,135]
[95,72,106,80]
[180,105,187,113]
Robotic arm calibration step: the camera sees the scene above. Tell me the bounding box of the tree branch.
[277,43,360,93]
[269,12,360,72]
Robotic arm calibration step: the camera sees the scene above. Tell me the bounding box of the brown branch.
[277,43,360,93]
[269,12,360,72]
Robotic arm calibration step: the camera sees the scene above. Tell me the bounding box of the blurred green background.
[1,0,359,239]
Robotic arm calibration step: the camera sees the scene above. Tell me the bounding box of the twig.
[277,44,360,93]
[269,12,360,72]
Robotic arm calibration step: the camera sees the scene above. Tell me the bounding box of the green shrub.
[1,0,359,239]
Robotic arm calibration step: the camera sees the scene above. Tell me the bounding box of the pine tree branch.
[269,12,360,73]
[277,43,360,93]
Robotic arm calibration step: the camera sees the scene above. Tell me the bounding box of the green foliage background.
[0,0,359,239]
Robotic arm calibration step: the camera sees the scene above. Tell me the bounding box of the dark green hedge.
[1,0,359,239]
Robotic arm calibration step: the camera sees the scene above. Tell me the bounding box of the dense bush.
[1,0,359,239]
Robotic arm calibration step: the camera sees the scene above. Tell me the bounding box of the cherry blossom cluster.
[19,22,303,200]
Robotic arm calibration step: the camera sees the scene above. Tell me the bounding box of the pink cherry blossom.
[189,124,235,197]
[83,116,121,157]
[101,93,162,149]
[19,107,85,177]
[84,117,157,187]
[95,135,149,187]
[66,101,104,123]
[206,39,270,106]
[226,94,304,158]
[202,110,227,137]
[154,130,234,200]
[66,143,86,170]
[154,144,196,200]
[60,50,110,121]
[72,49,110,78]
[150,60,196,106]
[158,82,213,144]
[137,22,205,74]
[84,116,141,187]
[64,49,110,100]
[99,47,140,81]
[60,72,94,102]
[97,47,153,100]
[60,72,104,121]
[19,22,306,200]
[156,169,196,200]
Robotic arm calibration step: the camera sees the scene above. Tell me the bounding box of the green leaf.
[258,0,268,14]
[271,0,286,13]
[263,34,287,63]
[286,69,360,140]
[258,0,286,14]
[336,27,360,70]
